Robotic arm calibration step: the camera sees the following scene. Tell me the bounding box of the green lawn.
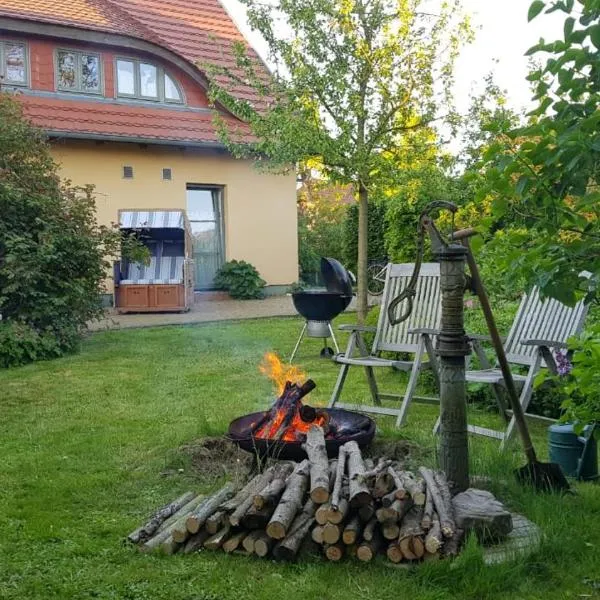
[1,316,599,600]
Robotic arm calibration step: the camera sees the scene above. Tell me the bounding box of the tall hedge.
[0,94,143,367]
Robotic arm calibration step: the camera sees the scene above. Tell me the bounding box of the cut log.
[254,532,273,557]
[442,528,464,557]
[242,530,263,554]
[241,504,274,530]
[419,468,455,538]
[382,521,400,540]
[312,525,324,544]
[219,466,277,513]
[205,510,226,535]
[354,458,393,484]
[186,484,235,534]
[387,467,407,500]
[398,506,424,560]
[183,529,210,554]
[331,446,346,511]
[273,501,316,562]
[324,543,345,561]
[376,498,413,523]
[373,470,395,499]
[357,527,383,562]
[344,441,372,508]
[223,531,247,553]
[358,503,375,523]
[229,471,278,527]
[204,524,231,550]
[342,515,362,545]
[434,471,456,538]
[160,535,181,555]
[302,425,330,504]
[386,542,403,563]
[424,515,442,554]
[266,460,310,540]
[315,503,330,525]
[141,494,204,553]
[322,522,341,545]
[421,489,434,531]
[326,497,349,525]
[253,463,294,510]
[451,489,513,541]
[127,491,195,544]
[400,471,426,506]
[362,518,378,542]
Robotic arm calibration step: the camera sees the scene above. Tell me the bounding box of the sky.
[221,0,566,116]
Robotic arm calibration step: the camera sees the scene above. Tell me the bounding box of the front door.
[186,185,225,290]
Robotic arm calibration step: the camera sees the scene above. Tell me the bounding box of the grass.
[1,314,599,600]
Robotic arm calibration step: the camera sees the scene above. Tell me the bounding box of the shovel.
[452,228,570,493]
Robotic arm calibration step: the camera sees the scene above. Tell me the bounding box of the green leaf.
[528,0,545,21]
[590,25,600,50]
[564,17,575,40]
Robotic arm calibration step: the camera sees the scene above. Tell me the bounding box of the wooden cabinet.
[116,284,187,313]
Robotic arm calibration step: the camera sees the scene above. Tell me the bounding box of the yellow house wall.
[50,141,298,289]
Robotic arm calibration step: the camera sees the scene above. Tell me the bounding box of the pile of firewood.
[127,427,464,562]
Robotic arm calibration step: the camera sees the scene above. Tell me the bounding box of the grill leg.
[328,322,340,354]
[289,322,307,363]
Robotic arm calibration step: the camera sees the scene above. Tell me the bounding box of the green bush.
[0,94,145,368]
[214,260,266,299]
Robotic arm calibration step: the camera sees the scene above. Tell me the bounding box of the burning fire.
[255,352,329,442]
[259,352,306,395]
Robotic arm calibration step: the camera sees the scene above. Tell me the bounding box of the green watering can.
[548,423,598,481]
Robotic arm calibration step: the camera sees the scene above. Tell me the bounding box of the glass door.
[186,185,225,290]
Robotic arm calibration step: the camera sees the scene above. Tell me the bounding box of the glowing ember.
[259,352,306,396]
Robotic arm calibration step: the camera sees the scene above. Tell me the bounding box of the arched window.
[116,58,184,104]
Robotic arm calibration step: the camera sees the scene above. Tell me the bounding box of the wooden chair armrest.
[408,328,439,336]
[338,324,377,333]
[467,333,507,343]
[521,339,569,349]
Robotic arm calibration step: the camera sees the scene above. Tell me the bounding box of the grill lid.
[321,257,354,296]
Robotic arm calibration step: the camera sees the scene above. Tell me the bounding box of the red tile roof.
[0,0,267,104]
[18,94,251,145]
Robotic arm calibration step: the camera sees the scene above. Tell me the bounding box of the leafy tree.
[207,0,472,320]
[476,0,600,424]
[0,94,145,367]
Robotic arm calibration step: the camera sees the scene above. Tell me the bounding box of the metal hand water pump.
[388,202,471,492]
[388,202,570,493]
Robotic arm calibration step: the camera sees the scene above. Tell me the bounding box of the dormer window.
[0,41,27,86]
[57,49,101,94]
[116,58,183,104]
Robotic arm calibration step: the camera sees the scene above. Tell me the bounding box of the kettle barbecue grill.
[289,258,354,361]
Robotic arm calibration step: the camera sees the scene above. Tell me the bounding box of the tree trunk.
[357,183,369,323]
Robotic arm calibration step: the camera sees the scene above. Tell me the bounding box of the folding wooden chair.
[435,286,590,447]
[328,263,441,427]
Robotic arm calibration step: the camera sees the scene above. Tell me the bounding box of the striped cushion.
[122,256,184,284]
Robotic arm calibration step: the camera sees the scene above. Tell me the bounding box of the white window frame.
[0,40,29,87]
[115,57,184,104]
[55,48,103,95]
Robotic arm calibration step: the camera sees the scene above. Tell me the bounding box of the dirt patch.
[181,437,254,484]
[363,438,431,468]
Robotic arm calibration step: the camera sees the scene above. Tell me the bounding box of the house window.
[0,40,27,86]
[123,166,134,179]
[56,50,101,93]
[162,168,172,181]
[116,58,183,103]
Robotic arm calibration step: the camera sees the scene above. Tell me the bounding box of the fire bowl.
[227,408,375,461]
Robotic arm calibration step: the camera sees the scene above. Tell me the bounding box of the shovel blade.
[515,461,571,493]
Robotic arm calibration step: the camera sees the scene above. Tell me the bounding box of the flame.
[256,408,328,442]
[259,352,306,395]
